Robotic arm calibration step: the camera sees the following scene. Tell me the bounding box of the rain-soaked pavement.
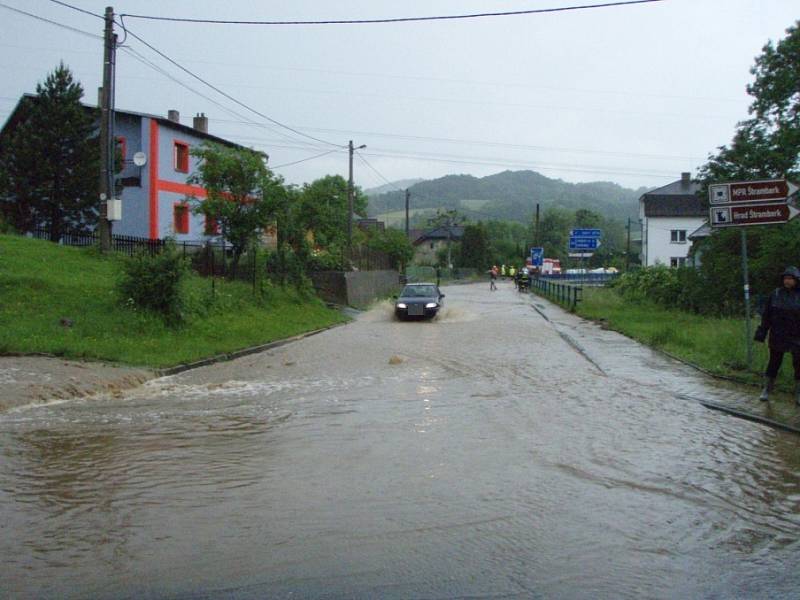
[2,281,800,599]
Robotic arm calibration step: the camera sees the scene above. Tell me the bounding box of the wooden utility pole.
[741,229,753,369]
[98,5,116,252]
[347,140,354,257]
[625,216,631,272]
[534,203,540,246]
[346,140,366,258]
[405,188,410,238]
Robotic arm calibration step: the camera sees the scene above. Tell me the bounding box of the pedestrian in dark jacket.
[754,266,800,403]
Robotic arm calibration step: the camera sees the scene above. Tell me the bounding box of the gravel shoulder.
[0,356,154,412]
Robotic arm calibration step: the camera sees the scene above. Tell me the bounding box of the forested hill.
[367,170,648,225]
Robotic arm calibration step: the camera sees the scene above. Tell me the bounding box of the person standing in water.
[489,265,498,291]
[755,266,800,404]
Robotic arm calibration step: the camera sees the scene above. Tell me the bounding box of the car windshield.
[401,285,437,297]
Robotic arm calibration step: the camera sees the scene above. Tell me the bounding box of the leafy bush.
[614,265,727,315]
[118,243,189,323]
[305,250,345,271]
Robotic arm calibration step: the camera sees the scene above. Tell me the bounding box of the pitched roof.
[641,176,705,217]
[688,221,711,240]
[643,195,707,217]
[414,225,465,244]
[1,94,243,150]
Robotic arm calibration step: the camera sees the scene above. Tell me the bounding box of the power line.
[46,0,103,20]
[116,20,343,150]
[355,151,405,192]
[0,2,101,39]
[216,131,688,179]
[358,148,680,180]
[270,149,343,169]
[42,0,344,150]
[120,0,665,26]
[119,46,309,147]
[211,119,706,162]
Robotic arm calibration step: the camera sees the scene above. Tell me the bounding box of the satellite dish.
[133,151,147,167]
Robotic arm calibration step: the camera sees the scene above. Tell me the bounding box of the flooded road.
[2,281,800,598]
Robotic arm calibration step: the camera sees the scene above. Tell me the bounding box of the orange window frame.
[173,203,190,234]
[116,136,127,160]
[204,215,220,235]
[174,140,189,173]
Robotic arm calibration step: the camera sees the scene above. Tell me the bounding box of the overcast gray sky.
[1,0,797,192]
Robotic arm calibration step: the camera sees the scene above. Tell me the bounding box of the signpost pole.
[741,228,753,369]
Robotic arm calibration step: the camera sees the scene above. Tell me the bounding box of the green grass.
[576,287,781,389]
[0,235,348,368]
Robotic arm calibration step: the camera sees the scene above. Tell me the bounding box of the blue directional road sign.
[569,237,600,251]
[530,247,544,266]
[570,228,602,238]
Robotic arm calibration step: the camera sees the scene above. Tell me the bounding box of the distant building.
[356,218,385,232]
[412,225,464,264]
[639,172,705,267]
[1,95,255,241]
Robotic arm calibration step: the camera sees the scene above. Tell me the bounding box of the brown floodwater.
[2,282,799,598]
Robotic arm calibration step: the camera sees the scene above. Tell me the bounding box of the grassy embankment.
[0,234,348,368]
[573,287,786,389]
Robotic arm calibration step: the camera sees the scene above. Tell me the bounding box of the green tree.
[188,143,285,278]
[536,207,573,262]
[365,227,414,270]
[693,20,800,308]
[428,208,464,267]
[295,175,367,253]
[0,63,99,240]
[459,222,492,269]
[698,20,799,184]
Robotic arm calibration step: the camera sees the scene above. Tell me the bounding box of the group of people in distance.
[488,264,538,292]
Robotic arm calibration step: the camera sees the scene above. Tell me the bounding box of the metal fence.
[25,228,392,284]
[540,272,618,285]
[531,277,582,312]
[29,227,166,256]
[348,246,392,271]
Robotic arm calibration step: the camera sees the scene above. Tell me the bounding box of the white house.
[639,172,705,267]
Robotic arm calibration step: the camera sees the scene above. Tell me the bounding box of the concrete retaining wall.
[310,270,401,308]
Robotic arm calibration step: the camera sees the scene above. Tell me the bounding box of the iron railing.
[540,272,618,285]
[531,277,582,312]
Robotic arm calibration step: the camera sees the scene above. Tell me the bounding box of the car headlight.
[425,302,438,309]
[396,303,407,309]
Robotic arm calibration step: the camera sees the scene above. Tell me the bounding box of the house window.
[204,215,220,235]
[115,136,127,161]
[670,229,687,243]
[670,257,687,268]
[174,141,189,173]
[173,203,190,234]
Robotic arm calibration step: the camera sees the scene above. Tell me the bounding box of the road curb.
[530,302,607,377]
[678,394,800,436]
[156,321,348,377]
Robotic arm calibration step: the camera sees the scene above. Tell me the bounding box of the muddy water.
[2,282,799,598]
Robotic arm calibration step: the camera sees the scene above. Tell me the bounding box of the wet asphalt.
[1,281,799,599]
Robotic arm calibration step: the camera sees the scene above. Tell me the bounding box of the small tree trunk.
[49,204,62,242]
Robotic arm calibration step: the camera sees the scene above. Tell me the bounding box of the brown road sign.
[709,179,799,205]
[710,202,800,228]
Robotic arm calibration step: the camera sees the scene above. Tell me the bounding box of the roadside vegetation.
[0,235,347,368]
[575,287,794,390]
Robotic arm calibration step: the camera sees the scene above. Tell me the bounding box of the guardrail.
[540,272,618,285]
[530,278,582,311]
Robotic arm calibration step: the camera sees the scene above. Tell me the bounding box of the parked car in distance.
[395,283,445,320]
